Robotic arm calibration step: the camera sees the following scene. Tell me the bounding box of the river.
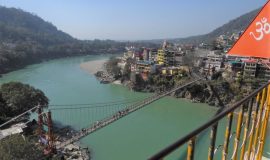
[0,55,269,159]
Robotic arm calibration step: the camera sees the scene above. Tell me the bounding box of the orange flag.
[228,0,270,58]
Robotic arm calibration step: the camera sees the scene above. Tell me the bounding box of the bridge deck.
[56,78,202,149]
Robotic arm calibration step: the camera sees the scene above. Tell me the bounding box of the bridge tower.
[37,108,56,154]
[37,106,43,137]
[47,110,55,153]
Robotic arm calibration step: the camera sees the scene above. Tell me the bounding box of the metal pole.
[257,86,270,160]
[187,137,196,160]
[240,99,253,159]
[252,88,267,157]
[208,123,218,160]
[222,112,233,160]
[232,105,244,160]
[247,92,261,159]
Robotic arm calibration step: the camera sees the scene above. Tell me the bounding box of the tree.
[122,57,134,80]
[0,134,43,160]
[106,57,122,79]
[0,82,49,117]
[0,94,7,123]
[182,52,196,76]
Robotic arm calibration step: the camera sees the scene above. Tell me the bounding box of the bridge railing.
[149,81,270,160]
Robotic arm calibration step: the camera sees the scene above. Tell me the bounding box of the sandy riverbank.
[80,59,107,74]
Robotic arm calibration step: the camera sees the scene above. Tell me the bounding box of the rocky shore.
[54,126,90,160]
[95,70,114,84]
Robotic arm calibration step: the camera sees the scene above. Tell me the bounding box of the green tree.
[0,82,49,117]
[122,57,134,80]
[0,94,7,123]
[0,134,43,160]
[106,57,122,79]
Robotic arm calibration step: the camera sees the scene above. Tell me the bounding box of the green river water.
[0,55,269,160]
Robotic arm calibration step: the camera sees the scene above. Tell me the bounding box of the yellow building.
[168,67,179,75]
[157,49,165,65]
[161,67,181,76]
[157,49,176,66]
[161,68,167,75]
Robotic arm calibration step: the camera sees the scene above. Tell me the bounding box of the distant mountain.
[0,6,131,74]
[0,6,75,45]
[142,8,260,44]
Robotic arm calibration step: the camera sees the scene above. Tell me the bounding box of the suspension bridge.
[0,77,203,147]
[54,77,203,148]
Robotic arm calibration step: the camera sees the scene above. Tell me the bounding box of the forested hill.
[0,6,130,74]
[0,6,75,44]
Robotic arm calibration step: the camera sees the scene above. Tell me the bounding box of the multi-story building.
[149,49,158,62]
[227,60,244,72]
[228,58,270,80]
[157,49,165,65]
[135,61,155,74]
[175,52,184,66]
[256,60,270,80]
[226,54,249,62]
[164,50,175,66]
[204,51,224,74]
[243,59,257,78]
[134,60,156,81]
[157,49,178,66]
[143,48,149,61]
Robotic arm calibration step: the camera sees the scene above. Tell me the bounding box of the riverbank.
[79,59,230,107]
[80,59,107,75]
[80,59,116,83]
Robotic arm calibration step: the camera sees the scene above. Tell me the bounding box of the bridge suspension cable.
[49,97,148,107]
[49,96,150,110]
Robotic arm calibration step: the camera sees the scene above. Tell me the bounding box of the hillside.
[0,6,129,74]
[143,8,260,44]
[0,7,74,44]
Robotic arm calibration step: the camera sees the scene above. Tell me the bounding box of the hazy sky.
[0,0,267,40]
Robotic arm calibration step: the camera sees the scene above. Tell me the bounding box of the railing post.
[208,123,218,160]
[257,85,270,160]
[222,112,233,160]
[187,137,196,160]
[246,92,261,160]
[252,88,267,157]
[240,99,253,160]
[232,105,244,160]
